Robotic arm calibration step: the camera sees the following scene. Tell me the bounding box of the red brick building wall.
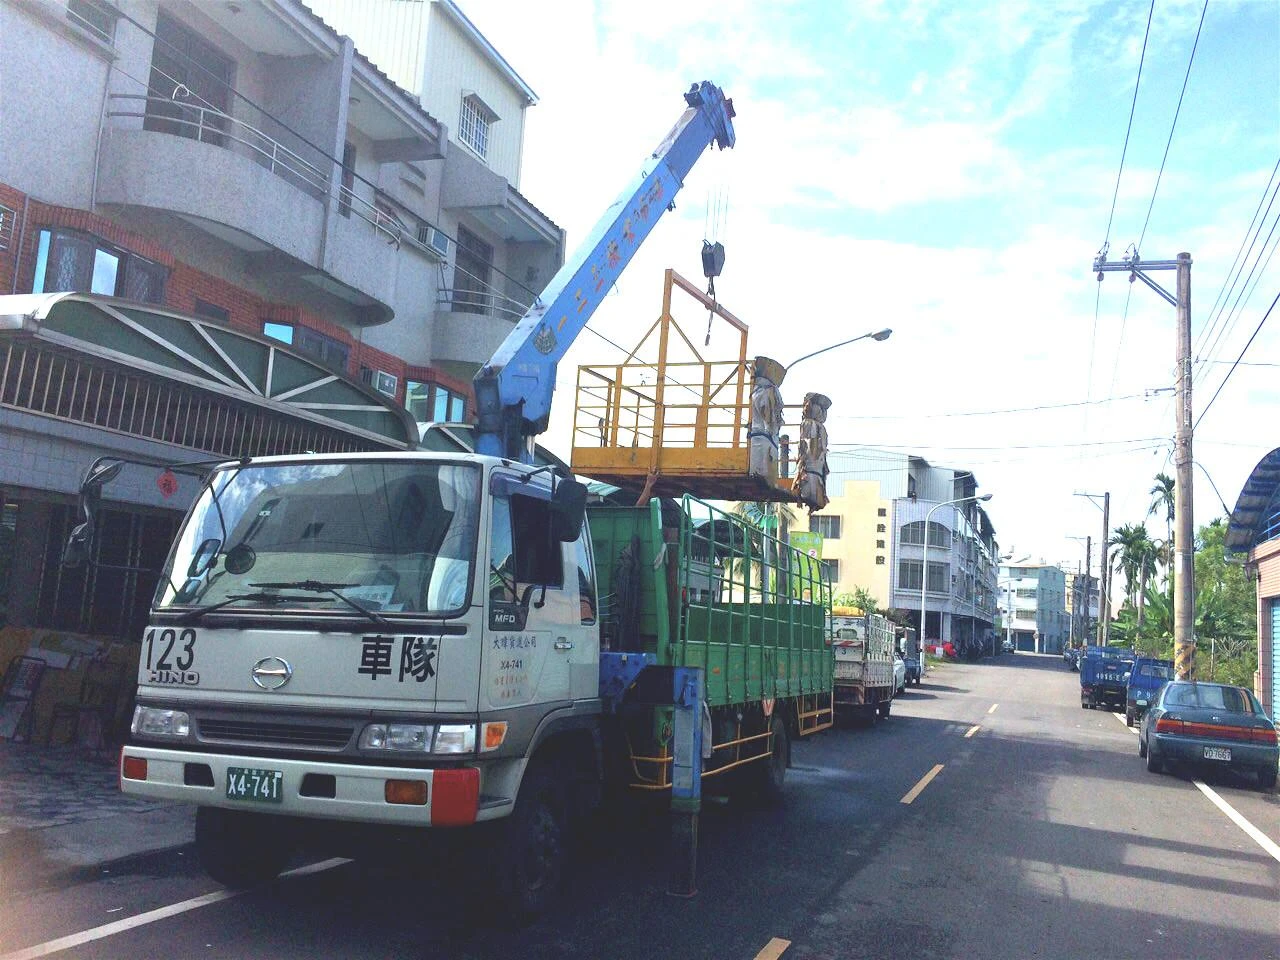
[0,181,472,417]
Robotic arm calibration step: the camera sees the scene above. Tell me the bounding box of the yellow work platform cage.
[570,269,811,505]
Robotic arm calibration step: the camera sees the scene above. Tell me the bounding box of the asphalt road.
[3,654,1277,960]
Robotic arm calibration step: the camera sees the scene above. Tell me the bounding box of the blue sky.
[465,0,1280,571]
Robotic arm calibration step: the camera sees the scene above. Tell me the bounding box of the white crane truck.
[66,84,835,921]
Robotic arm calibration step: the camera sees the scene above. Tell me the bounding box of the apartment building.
[0,0,562,639]
[998,563,1071,654]
[808,451,1000,656]
[1064,570,1100,646]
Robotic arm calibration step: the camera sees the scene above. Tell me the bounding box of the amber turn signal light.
[384,779,428,805]
[121,755,148,781]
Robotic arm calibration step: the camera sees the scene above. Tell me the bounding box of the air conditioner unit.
[417,223,450,260]
[361,368,398,397]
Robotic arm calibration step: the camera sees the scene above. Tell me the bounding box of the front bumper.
[1152,734,1280,773]
[120,745,515,826]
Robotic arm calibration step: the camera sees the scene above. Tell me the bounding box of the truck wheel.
[878,698,891,719]
[492,761,566,924]
[195,806,293,889]
[760,714,789,800]
[1125,710,1135,728]
[865,702,879,727]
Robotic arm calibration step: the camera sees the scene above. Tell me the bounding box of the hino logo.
[251,656,293,690]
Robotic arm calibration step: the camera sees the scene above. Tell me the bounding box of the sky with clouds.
[463,0,1278,570]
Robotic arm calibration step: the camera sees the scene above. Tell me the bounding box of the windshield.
[157,460,480,616]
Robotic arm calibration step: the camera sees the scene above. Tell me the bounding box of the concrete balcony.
[96,97,400,324]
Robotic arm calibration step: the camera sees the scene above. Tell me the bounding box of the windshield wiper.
[250,580,391,625]
[174,592,329,623]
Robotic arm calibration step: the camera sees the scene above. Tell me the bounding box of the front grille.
[198,718,355,751]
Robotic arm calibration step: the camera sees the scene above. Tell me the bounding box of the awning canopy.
[0,292,417,450]
[1225,446,1280,558]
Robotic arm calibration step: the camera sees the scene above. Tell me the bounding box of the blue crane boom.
[473,81,736,461]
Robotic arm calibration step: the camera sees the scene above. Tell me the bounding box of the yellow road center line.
[753,937,792,960]
[901,764,945,804]
[0,858,349,960]
[1193,780,1280,864]
[964,724,981,738]
[987,703,999,714]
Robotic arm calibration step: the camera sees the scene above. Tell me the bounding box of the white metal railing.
[436,259,535,321]
[107,91,407,247]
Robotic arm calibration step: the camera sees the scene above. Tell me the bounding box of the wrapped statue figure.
[748,356,785,481]
[792,391,831,510]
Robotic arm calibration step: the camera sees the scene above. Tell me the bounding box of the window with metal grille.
[0,204,15,250]
[31,229,167,303]
[809,515,841,539]
[819,559,839,583]
[458,94,494,159]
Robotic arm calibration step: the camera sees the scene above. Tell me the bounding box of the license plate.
[1203,747,1231,762]
[226,766,284,803]
[1137,698,1148,705]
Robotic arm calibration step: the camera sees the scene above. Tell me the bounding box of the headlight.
[359,723,434,752]
[433,723,476,754]
[131,705,190,738]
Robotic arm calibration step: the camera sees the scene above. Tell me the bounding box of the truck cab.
[120,451,600,907]
[1079,646,1136,711]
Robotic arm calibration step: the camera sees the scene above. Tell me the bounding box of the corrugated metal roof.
[1226,446,1280,557]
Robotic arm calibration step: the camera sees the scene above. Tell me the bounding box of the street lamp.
[920,493,992,673]
[784,328,892,378]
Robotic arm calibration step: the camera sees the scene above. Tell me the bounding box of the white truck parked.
[831,608,895,724]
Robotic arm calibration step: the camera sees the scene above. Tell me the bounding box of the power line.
[1197,201,1280,375]
[832,393,1146,421]
[830,437,1165,452]
[1137,0,1209,250]
[1194,289,1280,429]
[1102,0,1157,247]
[1195,167,1280,365]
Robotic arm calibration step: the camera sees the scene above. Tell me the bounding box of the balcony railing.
[107,91,408,248]
[436,259,536,321]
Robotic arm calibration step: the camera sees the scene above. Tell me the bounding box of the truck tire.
[760,714,789,801]
[1125,709,1135,728]
[878,697,891,719]
[492,761,567,924]
[195,806,293,889]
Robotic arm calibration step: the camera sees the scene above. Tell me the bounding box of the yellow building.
[807,477,892,606]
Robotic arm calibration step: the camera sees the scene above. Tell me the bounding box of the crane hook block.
[701,241,725,279]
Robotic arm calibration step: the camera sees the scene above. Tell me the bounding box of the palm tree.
[730,501,799,596]
[1148,473,1175,582]
[1110,523,1158,628]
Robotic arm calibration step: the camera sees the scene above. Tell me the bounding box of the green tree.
[1148,472,1175,571]
[1109,523,1158,627]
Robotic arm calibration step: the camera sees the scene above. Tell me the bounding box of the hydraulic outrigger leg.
[667,666,705,897]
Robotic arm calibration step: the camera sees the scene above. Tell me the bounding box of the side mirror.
[62,458,125,568]
[549,478,587,542]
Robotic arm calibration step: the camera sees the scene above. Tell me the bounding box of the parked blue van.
[1125,657,1175,727]
[1080,647,1136,711]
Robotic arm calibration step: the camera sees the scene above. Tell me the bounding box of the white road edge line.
[1193,780,1280,864]
[1111,709,1280,864]
[1112,711,1137,734]
[0,858,350,960]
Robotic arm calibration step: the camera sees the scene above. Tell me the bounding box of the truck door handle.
[554,639,573,651]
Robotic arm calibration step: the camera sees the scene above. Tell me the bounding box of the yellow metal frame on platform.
[572,269,798,500]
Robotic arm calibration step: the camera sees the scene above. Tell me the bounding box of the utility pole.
[1093,248,1194,677]
[1173,252,1195,679]
[1099,493,1110,647]
[1084,535,1092,645]
[1074,494,1109,645]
